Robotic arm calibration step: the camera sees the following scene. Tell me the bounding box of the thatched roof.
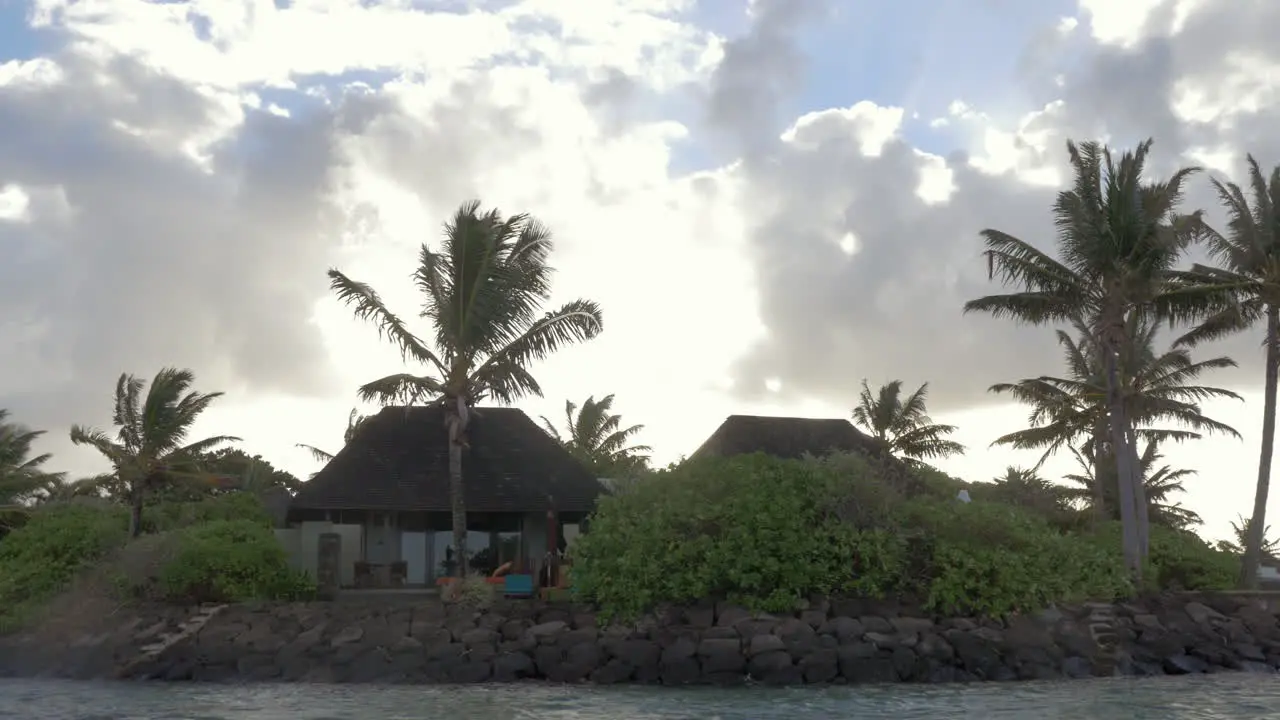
[687,414,890,462]
[290,406,603,514]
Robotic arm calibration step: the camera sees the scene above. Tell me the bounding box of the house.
[286,405,604,588]
[688,414,890,462]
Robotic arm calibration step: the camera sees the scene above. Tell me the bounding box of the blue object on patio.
[504,574,535,598]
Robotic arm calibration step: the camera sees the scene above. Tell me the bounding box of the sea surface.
[2,674,1279,719]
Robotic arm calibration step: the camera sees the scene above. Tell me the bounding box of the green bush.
[901,500,1131,616]
[0,503,130,630]
[573,454,867,619]
[145,492,272,533]
[574,453,1138,620]
[1082,522,1236,592]
[155,519,315,603]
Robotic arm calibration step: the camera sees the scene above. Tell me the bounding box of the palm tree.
[963,138,1201,578]
[0,410,64,531]
[69,368,239,537]
[1163,156,1280,588]
[295,408,370,465]
[540,394,651,477]
[987,466,1073,517]
[327,200,603,576]
[1217,514,1280,557]
[1063,441,1203,531]
[990,313,1240,514]
[0,409,62,506]
[851,379,965,462]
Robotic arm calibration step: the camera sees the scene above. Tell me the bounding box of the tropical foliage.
[1216,514,1280,558]
[1062,441,1203,531]
[572,452,1231,621]
[327,200,602,575]
[69,368,239,537]
[851,379,965,462]
[295,408,370,465]
[1163,156,1280,588]
[0,409,63,517]
[966,139,1203,579]
[540,394,651,477]
[989,314,1238,515]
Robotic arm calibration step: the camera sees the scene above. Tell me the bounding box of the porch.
[278,509,585,589]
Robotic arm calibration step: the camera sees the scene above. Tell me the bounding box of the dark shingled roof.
[290,406,603,513]
[687,414,891,462]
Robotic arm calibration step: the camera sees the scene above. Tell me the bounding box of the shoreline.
[2,592,1278,686]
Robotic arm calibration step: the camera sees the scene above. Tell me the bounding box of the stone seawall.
[3,593,1279,685]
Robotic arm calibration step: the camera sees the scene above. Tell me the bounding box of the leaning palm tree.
[0,409,64,530]
[295,408,370,465]
[851,379,965,462]
[1063,441,1203,531]
[990,313,1240,514]
[69,368,239,537]
[1163,156,1280,588]
[327,200,603,576]
[540,394,652,477]
[0,409,62,505]
[963,138,1202,578]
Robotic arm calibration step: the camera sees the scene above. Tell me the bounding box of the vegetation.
[540,394,651,477]
[966,139,1208,580]
[295,408,370,465]
[851,380,965,463]
[1164,157,1280,588]
[573,453,1230,621]
[69,369,239,537]
[327,200,602,576]
[0,493,310,632]
[1216,515,1280,557]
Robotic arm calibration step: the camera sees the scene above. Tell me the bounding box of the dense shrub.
[145,492,272,533]
[154,519,314,603]
[574,453,1138,620]
[1083,522,1236,592]
[573,454,865,619]
[0,503,130,630]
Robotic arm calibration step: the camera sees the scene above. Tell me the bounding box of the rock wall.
[4,593,1279,685]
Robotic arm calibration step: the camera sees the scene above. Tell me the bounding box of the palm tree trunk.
[449,440,467,577]
[1091,422,1108,521]
[128,483,144,538]
[446,396,469,578]
[1125,424,1150,560]
[1241,307,1280,589]
[1106,347,1142,582]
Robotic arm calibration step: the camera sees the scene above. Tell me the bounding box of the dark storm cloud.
[718,0,1280,410]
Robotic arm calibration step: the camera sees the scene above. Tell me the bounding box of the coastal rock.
[2,593,1279,686]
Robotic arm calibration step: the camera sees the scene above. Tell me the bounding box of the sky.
[2,0,1279,547]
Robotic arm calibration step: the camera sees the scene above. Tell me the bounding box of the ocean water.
[1,674,1278,719]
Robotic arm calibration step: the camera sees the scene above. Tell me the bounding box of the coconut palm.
[0,409,62,506]
[990,313,1240,514]
[986,466,1073,517]
[963,138,1202,578]
[0,410,64,530]
[327,200,603,576]
[851,379,965,462]
[1063,441,1203,531]
[540,394,651,477]
[69,368,239,537]
[295,408,371,465]
[1217,515,1280,557]
[1162,156,1280,588]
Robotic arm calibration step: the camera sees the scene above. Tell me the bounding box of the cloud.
[0,48,350,444]
[725,0,1280,409]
